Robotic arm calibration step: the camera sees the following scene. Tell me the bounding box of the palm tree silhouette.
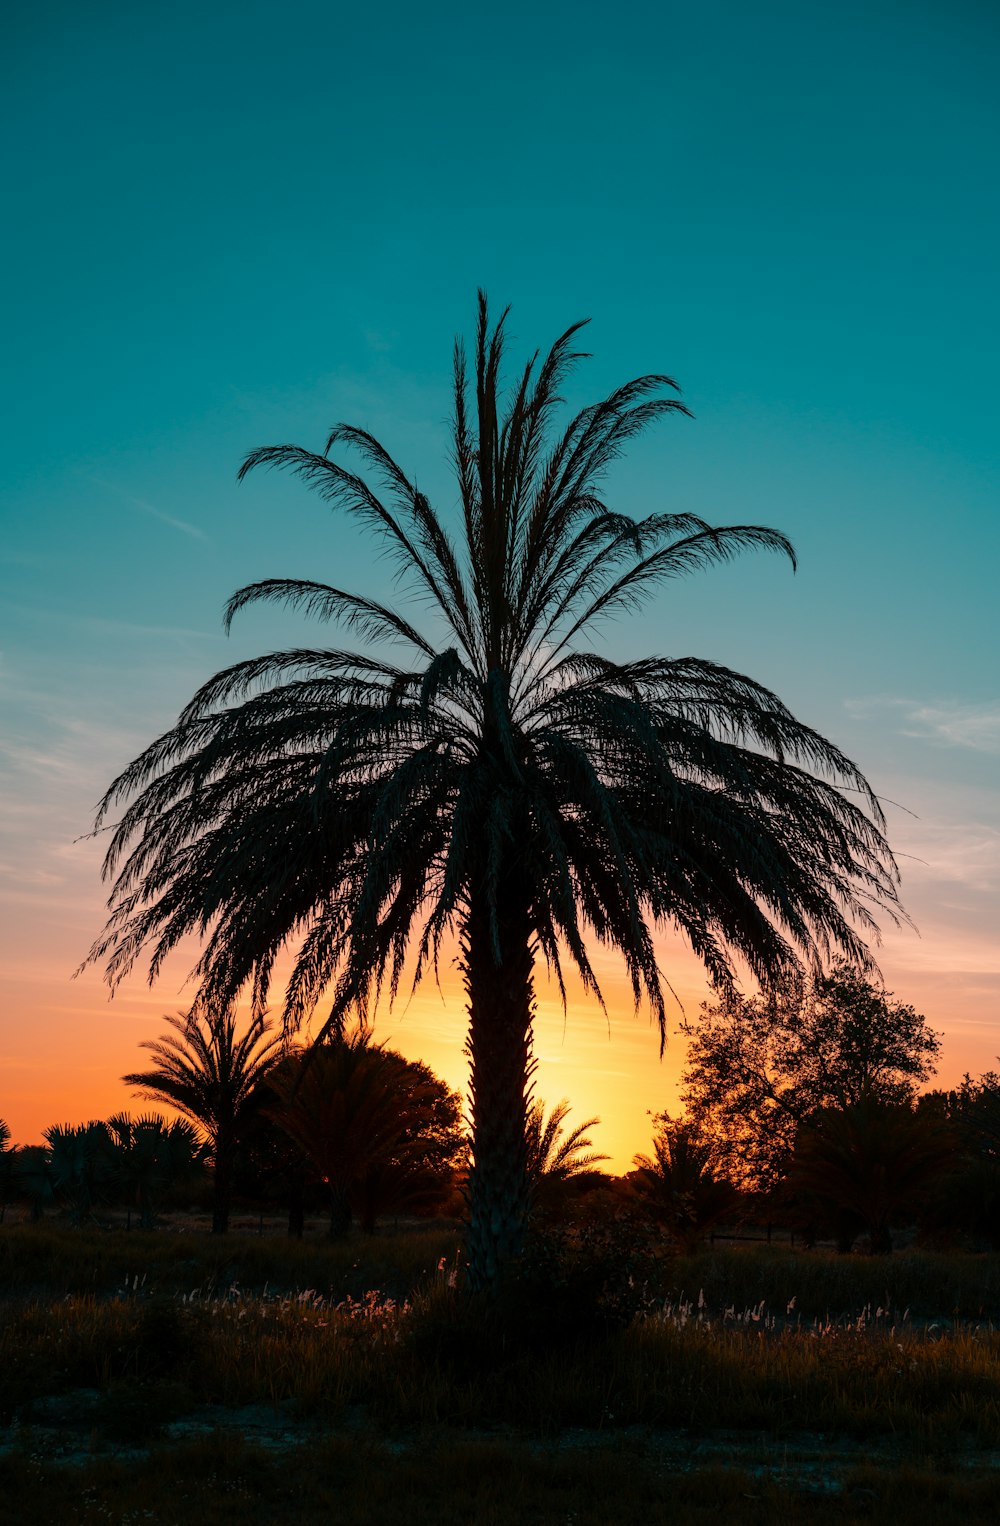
[631,1118,742,1252]
[105,1112,204,1229]
[786,1094,953,1254]
[44,1122,115,1224]
[15,1144,54,1222]
[122,1008,285,1233]
[265,1033,463,1236]
[525,1098,607,1212]
[86,295,903,1285]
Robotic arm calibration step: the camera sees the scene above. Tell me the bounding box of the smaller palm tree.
[14,1145,54,1221]
[44,1122,116,1224]
[266,1033,465,1236]
[122,1008,286,1233]
[786,1094,954,1254]
[631,1117,741,1253]
[106,1113,205,1229]
[525,1099,608,1213]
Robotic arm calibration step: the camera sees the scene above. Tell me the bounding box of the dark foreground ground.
[4,1425,1000,1525]
[5,1221,1000,1522]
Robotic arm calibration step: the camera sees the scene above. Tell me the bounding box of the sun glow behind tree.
[84,297,905,1283]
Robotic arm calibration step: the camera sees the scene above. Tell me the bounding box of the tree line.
[4,967,999,1254]
[636,965,1000,1254]
[0,1013,602,1238]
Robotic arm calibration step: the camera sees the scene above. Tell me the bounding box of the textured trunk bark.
[462,867,535,1291]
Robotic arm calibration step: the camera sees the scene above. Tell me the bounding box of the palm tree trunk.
[462,871,535,1290]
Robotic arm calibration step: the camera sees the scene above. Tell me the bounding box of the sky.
[1,0,997,1171]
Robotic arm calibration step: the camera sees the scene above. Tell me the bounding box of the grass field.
[4,1223,1000,1522]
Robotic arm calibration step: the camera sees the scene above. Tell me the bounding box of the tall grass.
[6,1224,1000,1320]
[665,1246,1000,1322]
[6,1225,1000,1454]
[5,1276,1000,1446]
[0,1222,459,1301]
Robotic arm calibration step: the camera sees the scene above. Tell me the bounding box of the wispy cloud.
[847,696,1000,755]
[87,475,209,542]
[81,615,214,641]
[895,818,1000,896]
[127,495,208,542]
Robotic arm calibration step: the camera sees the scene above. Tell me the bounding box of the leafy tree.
[105,1112,205,1229]
[918,1067,1000,1246]
[525,1098,608,1213]
[786,1094,954,1254]
[681,966,940,1191]
[266,1034,464,1235]
[921,1067,1000,1161]
[630,1115,742,1252]
[122,1008,286,1233]
[84,296,904,1286]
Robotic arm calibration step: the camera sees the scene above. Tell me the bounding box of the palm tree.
[265,1034,464,1236]
[525,1098,607,1212]
[631,1118,742,1252]
[85,295,904,1286]
[122,1008,285,1233]
[105,1112,204,1229]
[14,1144,54,1221]
[44,1122,115,1224]
[786,1094,953,1254]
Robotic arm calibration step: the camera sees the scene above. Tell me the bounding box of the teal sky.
[1,1,997,1156]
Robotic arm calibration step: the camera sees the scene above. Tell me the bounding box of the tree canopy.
[84,295,905,1283]
[681,965,940,1190]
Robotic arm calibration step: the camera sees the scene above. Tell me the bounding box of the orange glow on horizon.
[3,916,998,1175]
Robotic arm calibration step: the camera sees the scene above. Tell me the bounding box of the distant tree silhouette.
[631,1116,741,1252]
[0,1121,14,1223]
[44,1122,115,1224]
[14,1145,54,1221]
[918,1067,1000,1246]
[85,295,906,1287]
[786,1094,954,1254]
[682,966,940,1191]
[105,1112,205,1229]
[122,1008,285,1233]
[233,1105,315,1238]
[525,1098,607,1213]
[266,1033,464,1236]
